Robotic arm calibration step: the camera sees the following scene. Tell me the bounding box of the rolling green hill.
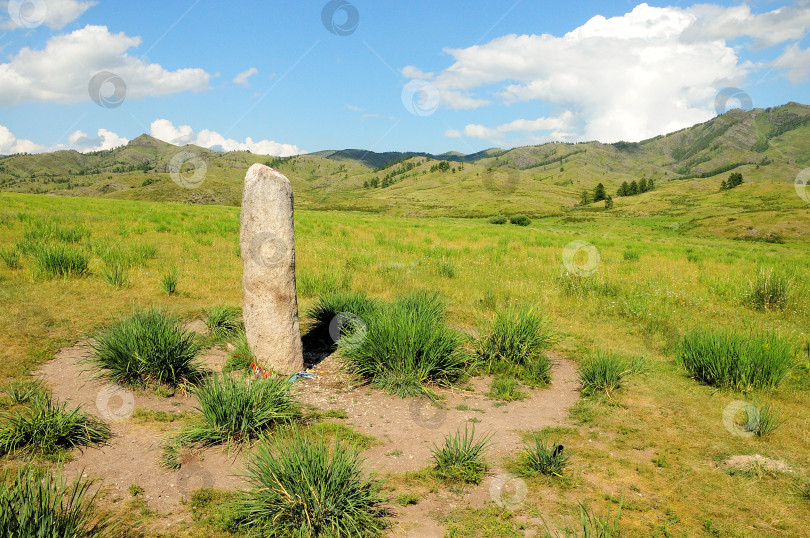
[1,102,809,239]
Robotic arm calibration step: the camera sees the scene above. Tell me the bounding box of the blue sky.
[0,0,808,156]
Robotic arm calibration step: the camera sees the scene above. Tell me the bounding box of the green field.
[1,188,808,536]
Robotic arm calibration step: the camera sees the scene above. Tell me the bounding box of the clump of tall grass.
[0,246,21,269]
[436,259,456,278]
[3,380,47,405]
[31,243,90,278]
[745,268,790,311]
[305,290,379,346]
[0,467,113,537]
[430,425,492,484]
[516,433,568,477]
[230,429,389,536]
[579,352,631,397]
[90,308,204,390]
[475,305,555,386]
[750,402,786,438]
[22,219,89,245]
[161,266,179,295]
[340,292,469,397]
[676,329,795,390]
[488,215,507,225]
[172,375,298,449]
[101,263,128,288]
[224,331,254,374]
[204,306,243,340]
[0,397,110,456]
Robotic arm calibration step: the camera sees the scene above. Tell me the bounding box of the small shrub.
[488,215,507,225]
[509,214,531,226]
[488,376,527,401]
[341,292,469,397]
[231,429,389,536]
[430,425,492,484]
[204,305,243,339]
[101,263,128,288]
[676,330,795,390]
[32,243,90,278]
[579,352,630,397]
[517,433,568,477]
[0,246,21,269]
[437,259,456,278]
[745,268,790,311]
[0,397,110,456]
[623,249,640,261]
[475,305,555,386]
[90,308,204,389]
[161,266,179,295]
[0,467,112,537]
[170,374,299,451]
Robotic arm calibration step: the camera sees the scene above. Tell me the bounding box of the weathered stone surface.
[240,163,303,374]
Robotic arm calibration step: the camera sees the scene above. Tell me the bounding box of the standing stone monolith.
[241,163,303,374]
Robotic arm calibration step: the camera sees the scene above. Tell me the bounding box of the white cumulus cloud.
[0,125,44,154]
[1,0,95,30]
[233,67,258,86]
[415,2,809,144]
[67,128,128,152]
[0,25,211,105]
[773,43,810,83]
[150,119,302,157]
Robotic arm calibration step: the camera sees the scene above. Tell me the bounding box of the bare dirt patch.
[33,340,580,535]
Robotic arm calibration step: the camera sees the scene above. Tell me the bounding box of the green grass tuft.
[488,215,507,225]
[341,292,469,397]
[304,290,380,347]
[579,352,631,397]
[90,308,204,389]
[101,262,128,288]
[231,428,389,536]
[430,425,492,484]
[488,376,528,401]
[475,305,554,386]
[677,329,795,390]
[745,267,790,311]
[170,374,299,452]
[161,266,179,295]
[223,330,254,374]
[516,433,569,477]
[0,246,21,269]
[3,380,47,405]
[0,397,110,456]
[32,243,90,278]
[204,305,243,340]
[0,467,113,537]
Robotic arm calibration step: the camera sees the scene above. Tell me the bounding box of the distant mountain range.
[2,102,809,239]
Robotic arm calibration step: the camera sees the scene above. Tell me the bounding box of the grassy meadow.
[0,190,809,536]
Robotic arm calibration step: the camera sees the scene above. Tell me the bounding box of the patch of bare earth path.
[34,339,579,536]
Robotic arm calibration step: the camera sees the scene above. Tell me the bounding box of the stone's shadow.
[301,327,336,369]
